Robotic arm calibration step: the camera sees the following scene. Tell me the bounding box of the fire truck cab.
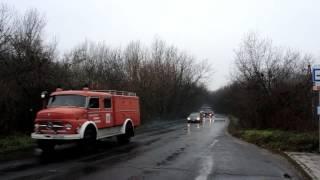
[31,88,140,152]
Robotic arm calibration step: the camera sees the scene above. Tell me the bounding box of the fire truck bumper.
[31,133,82,140]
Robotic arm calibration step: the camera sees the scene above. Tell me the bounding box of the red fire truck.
[31,88,140,152]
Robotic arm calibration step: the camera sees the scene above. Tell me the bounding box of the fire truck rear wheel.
[117,123,133,144]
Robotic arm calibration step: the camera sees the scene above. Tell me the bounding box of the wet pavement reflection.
[187,117,214,135]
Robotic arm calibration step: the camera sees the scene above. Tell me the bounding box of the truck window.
[48,95,86,107]
[88,97,99,108]
[104,98,111,108]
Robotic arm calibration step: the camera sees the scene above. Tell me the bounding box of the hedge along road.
[0,115,304,180]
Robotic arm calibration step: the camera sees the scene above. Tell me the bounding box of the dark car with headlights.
[187,112,202,123]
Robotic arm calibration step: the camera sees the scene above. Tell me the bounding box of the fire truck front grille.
[39,121,64,131]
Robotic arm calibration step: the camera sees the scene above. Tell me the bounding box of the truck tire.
[117,122,133,144]
[81,126,97,148]
[38,140,55,153]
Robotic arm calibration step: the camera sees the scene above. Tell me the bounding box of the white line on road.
[195,156,213,180]
[195,139,218,180]
[209,139,218,149]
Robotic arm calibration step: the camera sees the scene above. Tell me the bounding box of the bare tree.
[0,6,58,133]
[212,32,315,131]
[0,3,212,133]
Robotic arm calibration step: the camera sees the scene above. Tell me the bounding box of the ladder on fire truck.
[93,90,136,96]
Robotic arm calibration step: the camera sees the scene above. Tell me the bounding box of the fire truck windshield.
[48,95,86,107]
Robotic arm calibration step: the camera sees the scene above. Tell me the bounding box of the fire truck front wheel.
[82,126,97,146]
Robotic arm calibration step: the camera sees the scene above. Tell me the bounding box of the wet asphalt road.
[0,115,302,180]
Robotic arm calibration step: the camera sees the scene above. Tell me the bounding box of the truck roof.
[51,90,137,98]
[51,90,110,97]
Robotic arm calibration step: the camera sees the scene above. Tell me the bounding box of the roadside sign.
[312,65,320,152]
[313,69,320,84]
[312,65,320,88]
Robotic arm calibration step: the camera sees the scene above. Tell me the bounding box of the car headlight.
[196,117,200,120]
[187,117,191,120]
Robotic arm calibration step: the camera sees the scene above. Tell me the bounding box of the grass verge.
[228,116,319,152]
[0,134,35,154]
[228,116,317,180]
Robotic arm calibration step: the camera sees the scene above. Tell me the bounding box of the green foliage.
[229,116,318,152]
[239,129,318,152]
[0,134,35,153]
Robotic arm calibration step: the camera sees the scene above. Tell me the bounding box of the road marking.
[209,139,218,148]
[195,140,218,180]
[195,156,213,180]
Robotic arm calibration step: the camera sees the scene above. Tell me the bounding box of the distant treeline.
[0,5,210,133]
[210,33,317,131]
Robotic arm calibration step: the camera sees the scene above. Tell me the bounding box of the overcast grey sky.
[3,0,320,90]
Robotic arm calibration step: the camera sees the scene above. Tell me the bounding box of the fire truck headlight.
[34,124,39,131]
[65,123,72,130]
